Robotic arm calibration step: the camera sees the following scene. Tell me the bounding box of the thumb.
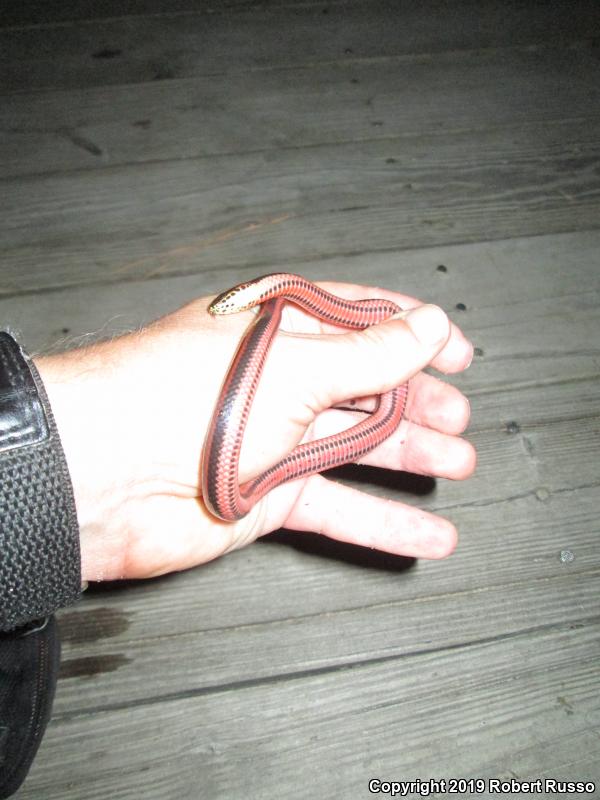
[312,303,450,407]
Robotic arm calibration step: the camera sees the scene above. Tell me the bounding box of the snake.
[201,273,408,521]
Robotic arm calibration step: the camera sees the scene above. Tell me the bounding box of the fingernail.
[404,304,449,345]
[464,343,475,369]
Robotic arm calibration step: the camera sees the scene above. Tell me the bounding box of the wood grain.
[2,0,599,92]
[18,624,600,798]
[52,565,600,714]
[2,46,599,178]
[4,2,600,797]
[2,124,600,294]
[0,0,270,29]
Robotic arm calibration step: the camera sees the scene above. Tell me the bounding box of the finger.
[312,408,476,480]
[301,304,452,410]
[313,281,473,375]
[407,371,471,434]
[333,371,471,435]
[286,474,458,559]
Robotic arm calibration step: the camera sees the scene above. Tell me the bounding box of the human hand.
[35,280,475,582]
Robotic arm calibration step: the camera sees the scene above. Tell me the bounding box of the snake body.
[202,273,408,521]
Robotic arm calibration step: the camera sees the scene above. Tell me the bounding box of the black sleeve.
[0,332,81,632]
[0,332,82,797]
[0,618,61,799]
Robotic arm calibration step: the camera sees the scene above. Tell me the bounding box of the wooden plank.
[2,124,600,295]
[0,0,270,29]
[18,624,600,798]
[0,0,356,30]
[2,1,599,91]
[2,46,599,178]
[52,567,599,713]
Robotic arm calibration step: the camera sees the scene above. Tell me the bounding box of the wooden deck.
[2,1,599,797]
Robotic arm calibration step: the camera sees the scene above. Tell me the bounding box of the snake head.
[209,276,277,315]
[208,283,255,315]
